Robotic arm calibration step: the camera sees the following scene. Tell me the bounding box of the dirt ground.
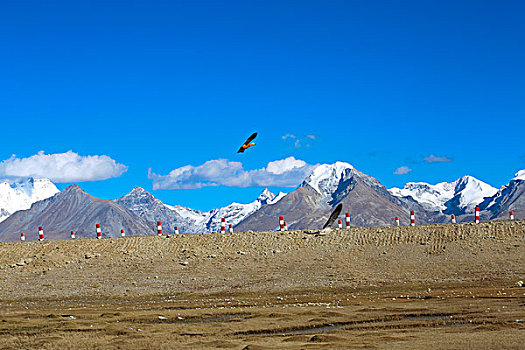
[0,221,523,349]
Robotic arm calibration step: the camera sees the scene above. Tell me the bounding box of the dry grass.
[0,221,523,349]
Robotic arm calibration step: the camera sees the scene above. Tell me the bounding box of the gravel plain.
[0,221,523,349]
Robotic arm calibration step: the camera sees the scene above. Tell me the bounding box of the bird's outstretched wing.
[322,203,343,229]
[245,132,257,144]
[237,132,258,153]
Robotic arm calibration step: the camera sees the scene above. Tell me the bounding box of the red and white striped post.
[284,222,288,231]
[157,221,163,235]
[20,232,25,241]
[475,207,480,224]
[229,223,233,233]
[38,226,44,241]
[121,229,125,237]
[71,230,76,239]
[451,214,456,224]
[510,211,514,220]
[338,219,342,229]
[96,224,102,239]
[410,211,415,226]
[220,218,226,233]
[279,216,285,231]
[395,217,400,226]
[175,226,179,234]
[345,212,350,228]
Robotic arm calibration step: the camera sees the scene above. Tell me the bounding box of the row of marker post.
[394,208,516,226]
[17,209,519,241]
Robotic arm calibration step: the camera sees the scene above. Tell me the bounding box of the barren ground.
[0,221,524,349]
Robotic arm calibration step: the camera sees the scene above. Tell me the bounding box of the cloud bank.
[393,166,412,175]
[424,154,452,163]
[149,157,317,190]
[0,151,128,183]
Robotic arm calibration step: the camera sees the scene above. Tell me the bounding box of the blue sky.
[1,0,524,210]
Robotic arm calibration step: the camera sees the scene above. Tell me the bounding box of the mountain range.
[115,186,285,233]
[0,185,154,241]
[389,176,498,215]
[0,164,523,240]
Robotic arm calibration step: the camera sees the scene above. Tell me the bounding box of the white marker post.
[71,230,76,239]
[451,214,456,224]
[20,232,25,241]
[175,226,179,234]
[121,229,125,237]
[338,219,342,230]
[395,217,400,226]
[229,223,233,233]
[510,211,514,220]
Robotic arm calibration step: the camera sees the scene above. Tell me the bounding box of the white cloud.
[424,154,452,163]
[281,134,296,140]
[0,151,128,183]
[149,157,317,190]
[393,166,412,175]
[266,157,308,174]
[283,134,316,148]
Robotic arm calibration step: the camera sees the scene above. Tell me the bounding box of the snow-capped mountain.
[197,188,286,232]
[479,169,525,220]
[444,176,498,215]
[0,178,59,222]
[303,162,356,197]
[302,161,383,200]
[117,187,285,233]
[389,181,456,211]
[389,176,497,215]
[237,161,445,231]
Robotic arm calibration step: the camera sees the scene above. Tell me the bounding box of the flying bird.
[237,132,258,153]
[309,203,343,236]
[322,203,343,230]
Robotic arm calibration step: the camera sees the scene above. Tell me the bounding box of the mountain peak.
[257,188,275,203]
[63,184,83,193]
[131,186,147,193]
[119,186,155,199]
[302,161,355,195]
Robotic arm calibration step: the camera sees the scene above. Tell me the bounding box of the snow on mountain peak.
[453,175,497,211]
[257,188,276,203]
[130,186,148,194]
[389,175,497,212]
[0,177,59,222]
[389,180,457,210]
[514,170,525,181]
[302,162,355,195]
